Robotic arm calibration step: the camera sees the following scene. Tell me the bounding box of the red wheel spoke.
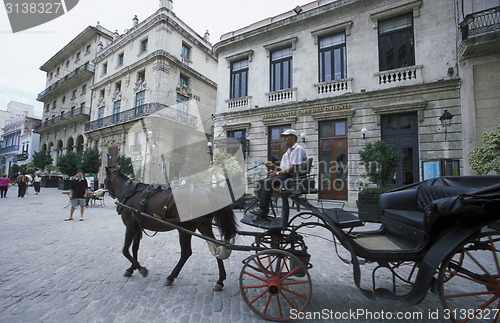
[249,289,269,305]
[282,286,309,299]
[280,290,298,310]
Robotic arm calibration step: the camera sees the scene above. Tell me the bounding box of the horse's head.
[105,167,127,199]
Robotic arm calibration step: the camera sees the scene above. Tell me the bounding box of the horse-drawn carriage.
[106,167,500,322]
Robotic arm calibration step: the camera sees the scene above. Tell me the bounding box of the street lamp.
[361,128,368,139]
[439,109,454,141]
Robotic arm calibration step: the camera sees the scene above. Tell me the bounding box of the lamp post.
[439,109,454,141]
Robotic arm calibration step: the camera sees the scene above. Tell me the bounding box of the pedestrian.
[32,173,42,194]
[0,173,12,198]
[25,173,32,195]
[16,173,28,198]
[65,170,88,221]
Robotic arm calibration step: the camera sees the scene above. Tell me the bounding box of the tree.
[32,151,53,171]
[358,140,404,188]
[57,151,80,176]
[78,148,102,174]
[469,126,500,175]
[114,155,134,175]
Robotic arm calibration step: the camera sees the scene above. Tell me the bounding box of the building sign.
[262,104,352,119]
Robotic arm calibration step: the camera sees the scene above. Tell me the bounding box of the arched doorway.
[76,135,84,156]
[66,137,75,153]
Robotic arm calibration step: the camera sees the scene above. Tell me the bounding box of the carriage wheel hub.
[268,278,281,295]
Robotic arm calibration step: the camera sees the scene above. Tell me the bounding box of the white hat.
[280,129,298,137]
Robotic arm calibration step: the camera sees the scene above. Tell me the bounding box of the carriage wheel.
[240,249,312,321]
[389,261,419,284]
[438,230,500,323]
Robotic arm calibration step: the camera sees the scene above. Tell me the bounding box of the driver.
[250,129,306,218]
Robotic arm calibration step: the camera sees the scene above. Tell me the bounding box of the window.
[181,43,191,59]
[378,13,414,71]
[227,129,247,157]
[45,104,49,112]
[179,74,188,88]
[72,89,77,98]
[115,81,121,93]
[56,67,60,75]
[52,100,56,109]
[62,96,66,104]
[176,94,189,123]
[102,62,108,75]
[49,72,53,80]
[113,100,121,122]
[137,70,145,83]
[85,44,91,54]
[140,38,148,53]
[135,90,145,116]
[81,84,87,94]
[97,106,104,127]
[76,51,81,61]
[65,60,69,68]
[117,52,124,66]
[319,33,347,82]
[270,47,292,91]
[230,59,248,99]
[99,89,105,99]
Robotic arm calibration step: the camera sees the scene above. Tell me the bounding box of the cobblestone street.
[0,187,453,322]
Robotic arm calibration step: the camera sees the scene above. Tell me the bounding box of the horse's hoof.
[124,270,133,277]
[164,279,173,286]
[213,283,223,291]
[139,267,148,277]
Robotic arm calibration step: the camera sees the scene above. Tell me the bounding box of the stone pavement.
[0,186,452,323]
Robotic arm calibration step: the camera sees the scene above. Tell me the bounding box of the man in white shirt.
[250,129,307,217]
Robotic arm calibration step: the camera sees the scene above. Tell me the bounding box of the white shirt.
[280,143,306,171]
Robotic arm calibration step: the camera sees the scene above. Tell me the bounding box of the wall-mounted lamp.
[361,128,368,139]
[207,141,213,155]
[293,5,303,14]
[300,132,306,143]
[439,109,454,141]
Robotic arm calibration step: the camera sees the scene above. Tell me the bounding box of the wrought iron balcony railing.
[85,102,198,133]
[0,145,20,154]
[37,62,94,100]
[35,106,90,132]
[460,6,500,40]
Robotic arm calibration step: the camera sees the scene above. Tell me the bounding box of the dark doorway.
[381,112,419,187]
[319,120,348,200]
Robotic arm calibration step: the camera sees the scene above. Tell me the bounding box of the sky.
[0,0,303,115]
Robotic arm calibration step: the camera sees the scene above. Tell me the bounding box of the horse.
[104,167,238,291]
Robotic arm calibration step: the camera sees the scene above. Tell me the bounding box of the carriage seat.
[282,157,318,195]
[379,183,471,244]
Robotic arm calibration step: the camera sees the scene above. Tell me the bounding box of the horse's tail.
[213,205,238,241]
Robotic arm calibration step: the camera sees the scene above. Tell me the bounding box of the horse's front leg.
[198,222,226,291]
[164,231,192,286]
[123,227,148,277]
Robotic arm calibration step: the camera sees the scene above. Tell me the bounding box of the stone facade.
[212,0,491,205]
[36,25,114,168]
[85,2,217,183]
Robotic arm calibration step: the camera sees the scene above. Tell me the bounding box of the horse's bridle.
[105,171,120,199]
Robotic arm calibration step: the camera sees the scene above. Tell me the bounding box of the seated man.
[86,184,106,206]
[250,129,307,217]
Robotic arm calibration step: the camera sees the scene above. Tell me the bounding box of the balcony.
[459,6,500,57]
[0,145,20,154]
[375,65,423,89]
[315,78,353,97]
[266,88,297,104]
[35,106,90,133]
[85,102,198,133]
[226,96,251,110]
[37,62,95,101]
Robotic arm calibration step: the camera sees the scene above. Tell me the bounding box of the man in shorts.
[65,170,88,221]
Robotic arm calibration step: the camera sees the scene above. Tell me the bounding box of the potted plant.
[357,140,403,222]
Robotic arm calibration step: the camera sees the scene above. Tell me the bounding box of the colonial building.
[0,112,41,175]
[213,0,499,205]
[458,0,500,174]
[85,0,217,183]
[36,25,114,167]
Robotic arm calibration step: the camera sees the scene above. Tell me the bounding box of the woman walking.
[16,173,28,198]
[0,173,11,198]
[32,174,42,195]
